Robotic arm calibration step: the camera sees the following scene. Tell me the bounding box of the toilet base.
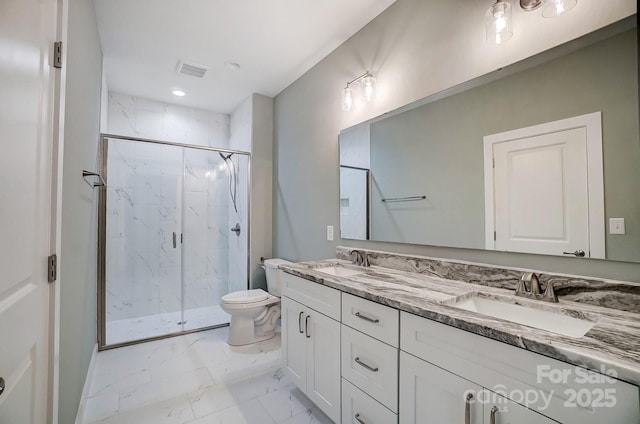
[226,304,281,346]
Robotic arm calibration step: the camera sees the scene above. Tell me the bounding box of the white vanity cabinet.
[399,352,555,424]
[281,274,341,423]
[400,311,640,424]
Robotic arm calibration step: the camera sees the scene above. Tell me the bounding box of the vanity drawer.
[342,378,397,424]
[282,272,341,320]
[341,325,399,412]
[342,293,399,347]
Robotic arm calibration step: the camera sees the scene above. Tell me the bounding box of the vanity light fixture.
[486,0,513,45]
[341,71,376,112]
[488,0,577,45]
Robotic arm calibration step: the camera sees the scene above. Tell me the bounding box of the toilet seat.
[221,289,279,310]
[222,289,270,304]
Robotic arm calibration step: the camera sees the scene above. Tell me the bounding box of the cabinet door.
[400,352,483,424]
[281,296,307,390]
[483,390,557,424]
[306,310,341,423]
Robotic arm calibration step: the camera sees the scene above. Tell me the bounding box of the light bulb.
[361,74,376,102]
[486,1,513,45]
[342,86,353,112]
[542,0,576,17]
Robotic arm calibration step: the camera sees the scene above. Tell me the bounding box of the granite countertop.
[279,259,640,387]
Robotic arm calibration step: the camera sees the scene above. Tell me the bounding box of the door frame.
[483,112,605,258]
[49,0,68,422]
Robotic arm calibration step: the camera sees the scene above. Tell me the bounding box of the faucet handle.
[515,276,528,295]
[542,279,559,303]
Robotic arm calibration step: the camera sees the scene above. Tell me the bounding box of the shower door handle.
[172,232,177,248]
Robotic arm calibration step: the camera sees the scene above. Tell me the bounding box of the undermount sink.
[315,265,364,277]
[447,294,596,338]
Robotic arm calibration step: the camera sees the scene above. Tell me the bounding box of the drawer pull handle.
[298,311,304,334]
[465,393,473,424]
[354,413,366,424]
[355,311,379,323]
[490,406,498,424]
[354,357,379,372]
[305,315,311,338]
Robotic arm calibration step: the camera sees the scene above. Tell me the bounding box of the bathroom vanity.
[279,248,640,424]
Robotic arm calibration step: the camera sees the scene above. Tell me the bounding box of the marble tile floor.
[106,305,231,346]
[80,326,332,424]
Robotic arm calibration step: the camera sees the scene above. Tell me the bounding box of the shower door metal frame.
[97,134,252,351]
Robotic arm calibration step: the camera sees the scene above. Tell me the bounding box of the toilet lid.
[222,289,270,304]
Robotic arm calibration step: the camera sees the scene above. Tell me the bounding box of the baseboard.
[74,344,98,424]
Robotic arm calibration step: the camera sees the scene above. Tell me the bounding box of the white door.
[494,128,589,256]
[0,0,59,421]
[484,113,605,258]
[399,352,483,424]
[306,311,341,424]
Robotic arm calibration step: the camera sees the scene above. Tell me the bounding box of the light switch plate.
[327,225,334,241]
[609,218,625,235]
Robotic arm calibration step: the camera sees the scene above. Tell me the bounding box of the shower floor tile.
[106,305,231,346]
[80,327,332,424]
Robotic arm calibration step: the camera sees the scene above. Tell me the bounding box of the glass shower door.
[104,138,184,345]
[181,149,249,331]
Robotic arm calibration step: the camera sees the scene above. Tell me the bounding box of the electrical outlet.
[609,218,625,235]
[327,225,334,241]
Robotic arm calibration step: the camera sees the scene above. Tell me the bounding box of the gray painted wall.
[273,0,640,282]
[59,0,103,422]
[368,30,639,261]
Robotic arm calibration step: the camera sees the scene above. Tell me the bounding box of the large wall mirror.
[339,16,639,263]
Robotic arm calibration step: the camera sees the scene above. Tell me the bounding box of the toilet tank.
[264,259,292,297]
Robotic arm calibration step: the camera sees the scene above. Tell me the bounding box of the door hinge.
[48,254,57,283]
[492,158,495,168]
[494,231,497,241]
[53,41,63,68]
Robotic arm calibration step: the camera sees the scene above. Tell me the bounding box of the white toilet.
[221,258,291,346]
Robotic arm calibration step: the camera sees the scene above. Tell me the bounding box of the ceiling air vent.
[176,61,208,78]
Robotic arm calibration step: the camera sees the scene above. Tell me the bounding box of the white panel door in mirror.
[487,121,605,258]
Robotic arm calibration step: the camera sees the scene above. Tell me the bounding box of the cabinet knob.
[305,315,311,338]
[298,311,304,334]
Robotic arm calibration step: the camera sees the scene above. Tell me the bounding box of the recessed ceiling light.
[225,61,241,71]
[172,89,186,97]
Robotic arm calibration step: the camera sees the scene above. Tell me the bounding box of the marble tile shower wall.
[183,149,230,313]
[106,140,185,321]
[105,93,243,323]
[107,92,230,148]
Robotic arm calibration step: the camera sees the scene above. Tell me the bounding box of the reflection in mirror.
[339,19,639,263]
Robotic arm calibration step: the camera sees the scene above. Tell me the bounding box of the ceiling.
[93,0,397,114]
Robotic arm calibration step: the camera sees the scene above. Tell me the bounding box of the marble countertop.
[280,259,640,386]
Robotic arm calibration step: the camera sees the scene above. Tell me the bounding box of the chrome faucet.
[515,272,558,303]
[350,249,370,267]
